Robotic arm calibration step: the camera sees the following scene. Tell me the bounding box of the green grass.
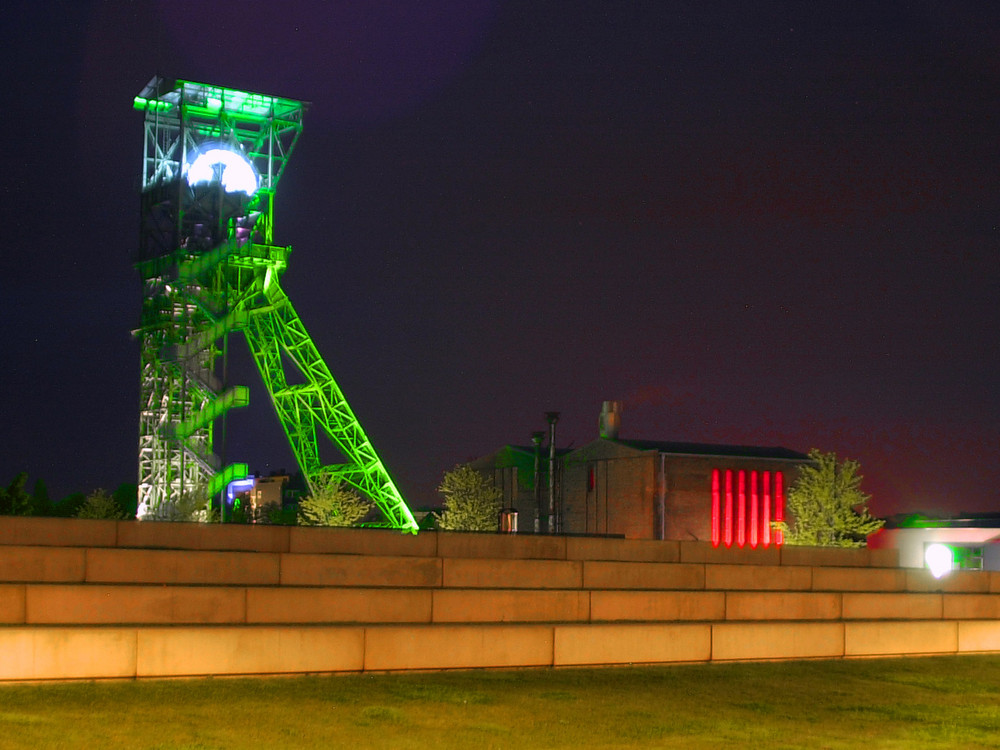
[2,656,1000,749]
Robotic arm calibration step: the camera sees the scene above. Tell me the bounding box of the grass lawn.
[2,655,1000,749]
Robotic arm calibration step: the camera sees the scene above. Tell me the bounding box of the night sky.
[3,1,998,517]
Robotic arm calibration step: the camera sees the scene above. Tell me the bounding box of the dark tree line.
[0,472,137,518]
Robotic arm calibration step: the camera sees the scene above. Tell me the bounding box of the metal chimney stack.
[531,431,545,533]
[545,412,560,533]
[599,401,622,439]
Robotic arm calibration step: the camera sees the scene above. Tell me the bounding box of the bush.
[435,464,502,532]
[298,475,373,526]
[75,489,128,520]
[267,504,299,525]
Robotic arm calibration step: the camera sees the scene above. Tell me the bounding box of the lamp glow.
[925,543,953,579]
[186,146,259,195]
[227,477,256,507]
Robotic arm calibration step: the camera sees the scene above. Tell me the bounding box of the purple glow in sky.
[155,0,498,123]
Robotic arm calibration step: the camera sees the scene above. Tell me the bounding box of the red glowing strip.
[737,470,746,548]
[762,470,771,548]
[711,469,720,548]
[749,470,758,549]
[775,471,784,546]
[724,469,733,548]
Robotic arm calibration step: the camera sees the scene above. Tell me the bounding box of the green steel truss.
[242,283,417,530]
[134,76,417,531]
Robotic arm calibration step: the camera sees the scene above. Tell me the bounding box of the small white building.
[868,514,1000,572]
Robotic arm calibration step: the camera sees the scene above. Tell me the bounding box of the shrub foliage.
[781,449,884,547]
[435,464,503,532]
[0,472,32,516]
[298,474,373,526]
[75,489,128,520]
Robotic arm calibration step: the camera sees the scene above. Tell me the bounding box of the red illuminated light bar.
[712,468,783,549]
[737,470,747,548]
[762,471,772,547]
[711,469,720,548]
[775,471,785,545]
[724,469,734,548]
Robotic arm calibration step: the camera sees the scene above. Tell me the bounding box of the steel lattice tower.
[134,76,418,531]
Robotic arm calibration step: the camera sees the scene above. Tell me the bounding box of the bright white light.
[925,543,953,579]
[186,147,259,195]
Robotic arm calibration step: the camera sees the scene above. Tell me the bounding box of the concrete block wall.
[1,517,1000,681]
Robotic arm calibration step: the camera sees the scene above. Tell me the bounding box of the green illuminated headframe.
[134,76,307,196]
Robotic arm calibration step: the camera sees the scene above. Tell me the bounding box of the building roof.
[611,439,810,462]
[468,444,573,472]
[884,512,1000,530]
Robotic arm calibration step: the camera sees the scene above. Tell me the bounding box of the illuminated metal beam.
[243,284,418,532]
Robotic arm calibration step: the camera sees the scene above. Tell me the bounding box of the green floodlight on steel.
[133,76,418,531]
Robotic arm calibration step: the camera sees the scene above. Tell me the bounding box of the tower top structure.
[134,76,307,195]
[134,77,307,251]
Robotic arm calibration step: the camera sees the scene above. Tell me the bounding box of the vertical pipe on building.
[512,465,518,514]
[657,452,666,541]
[546,412,560,534]
[584,464,592,533]
[604,459,610,534]
[531,431,544,534]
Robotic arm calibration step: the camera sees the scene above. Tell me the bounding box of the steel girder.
[242,284,418,532]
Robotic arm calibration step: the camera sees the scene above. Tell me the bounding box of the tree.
[780,449,884,547]
[298,475,373,527]
[0,472,32,516]
[31,479,52,516]
[112,483,139,519]
[53,492,86,518]
[435,464,503,532]
[75,489,128,520]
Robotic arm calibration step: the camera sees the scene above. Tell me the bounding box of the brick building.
[471,404,811,544]
[468,443,571,533]
[561,438,811,542]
